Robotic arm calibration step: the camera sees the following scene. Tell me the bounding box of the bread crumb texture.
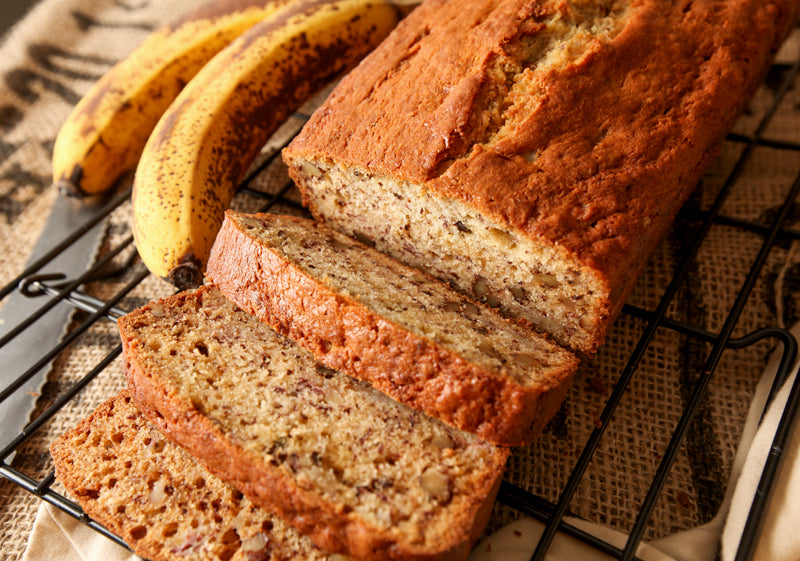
[50,391,334,561]
[207,211,578,445]
[119,286,508,559]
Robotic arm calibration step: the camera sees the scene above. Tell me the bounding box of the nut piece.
[241,532,268,553]
[513,352,542,369]
[462,301,480,314]
[472,279,489,298]
[149,479,167,507]
[420,467,451,501]
[478,341,502,360]
[533,273,561,288]
[299,160,323,178]
[430,433,454,450]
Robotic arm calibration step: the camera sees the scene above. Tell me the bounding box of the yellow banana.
[52,0,294,197]
[132,0,400,288]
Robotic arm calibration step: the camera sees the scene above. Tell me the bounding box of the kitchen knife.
[0,191,108,458]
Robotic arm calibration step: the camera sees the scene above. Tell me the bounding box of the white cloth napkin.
[470,323,800,561]
[21,502,140,561]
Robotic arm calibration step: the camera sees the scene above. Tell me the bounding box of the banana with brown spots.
[53,0,295,198]
[132,0,400,288]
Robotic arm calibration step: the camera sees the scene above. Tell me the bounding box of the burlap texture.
[0,1,798,559]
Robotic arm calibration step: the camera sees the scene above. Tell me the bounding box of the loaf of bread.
[50,391,336,561]
[119,286,509,561]
[206,211,577,446]
[283,0,799,354]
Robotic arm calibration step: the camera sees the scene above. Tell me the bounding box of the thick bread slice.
[50,391,335,561]
[282,0,800,354]
[119,286,508,561]
[206,211,578,446]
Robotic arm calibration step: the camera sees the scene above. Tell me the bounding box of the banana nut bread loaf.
[206,211,578,446]
[283,0,800,354]
[50,391,336,561]
[119,286,509,561]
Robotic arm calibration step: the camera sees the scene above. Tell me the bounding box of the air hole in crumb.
[130,525,147,540]
[110,432,124,444]
[80,489,99,500]
[194,342,209,356]
[162,522,179,538]
[218,529,242,561]
[353,231,376,248]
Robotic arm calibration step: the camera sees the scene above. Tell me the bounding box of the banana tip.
[56,178,86,198]
[167,261,204,290]
[56,165,90,198]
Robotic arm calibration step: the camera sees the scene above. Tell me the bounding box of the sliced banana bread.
[119,286,508,561]
[283,0,799,354]
[50,391,335,561]
[206,211,578,446]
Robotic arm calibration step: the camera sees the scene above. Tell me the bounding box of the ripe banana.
[132,0,400,288]
[52,0,294,197]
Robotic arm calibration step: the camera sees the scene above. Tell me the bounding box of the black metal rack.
[1,36,800,561]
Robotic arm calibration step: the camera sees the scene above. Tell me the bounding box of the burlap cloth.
[0,1,798,560]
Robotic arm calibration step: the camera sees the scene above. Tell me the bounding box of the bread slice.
[282,0,799,354]
[206,211,578,446]
[119,286,508,561]
[50,391,335,561]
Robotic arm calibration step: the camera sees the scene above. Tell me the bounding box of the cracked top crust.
[285,0,799,300]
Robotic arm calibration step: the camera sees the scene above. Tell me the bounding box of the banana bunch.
[131,0,400,288]
[53,0,294,197]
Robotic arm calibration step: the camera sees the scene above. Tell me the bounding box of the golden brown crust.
[284,0,800,351]
[206,211,577,446]
[119,287,510,561]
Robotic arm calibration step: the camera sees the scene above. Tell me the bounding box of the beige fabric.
[721,324,800,561]
[468,516,677,561]
[21,503,139,561]
[0,1,797,561]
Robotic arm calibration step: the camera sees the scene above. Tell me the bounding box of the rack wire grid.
[1,32,800,561]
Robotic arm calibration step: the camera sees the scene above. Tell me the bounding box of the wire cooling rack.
[1,35,800,561]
